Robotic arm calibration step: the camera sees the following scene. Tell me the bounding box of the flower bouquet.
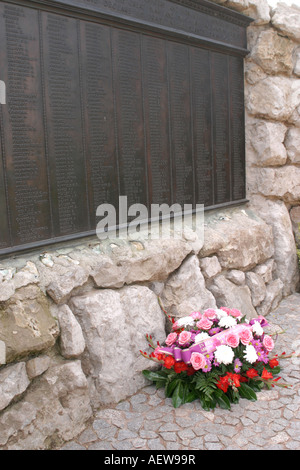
[140,304,293,410]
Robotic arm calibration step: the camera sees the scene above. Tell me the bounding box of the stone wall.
[212,0,300,296]
[0,0,299,450]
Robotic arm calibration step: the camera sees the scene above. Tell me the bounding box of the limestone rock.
[207,275,258,319]
[271,3,300,42]
[199,256,222,279]
[246,77,300,122]
[253,259,275,284]
[13,262,39,290]
[89,255,125,289]
[290,205,300,248]
[249,166,300,204]
[198,225,226,257]
[57,305,86,359]
[226,270,246,286]
[250,196,299,296]
[285,127,300,164]
[69,286,166,407]
[113,238,197,285]
[244,0,270,24]
[26,355,51,380]
[84,237,200,289]
[0,362,30,412]
[0,285,59,363]
[0,262,40,303]
[225,0,249,12]
[160,255,217,319]
[0,401,37,447]
[294,47,300,77]
[250,28,294,75]
[256,279,284,317]
[40,258,89,304]
[244,60,268,85]
[0,280,16,302]
[216,215,274,270]
[0,340,5,365]
[246,119,287,166]
[0,360,92,449]
[245,272,266,307]
[199,208,274,270]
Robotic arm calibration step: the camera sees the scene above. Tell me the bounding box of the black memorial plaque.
[0,4,51,247]
[141,35,171,206]
[0,0,252,254]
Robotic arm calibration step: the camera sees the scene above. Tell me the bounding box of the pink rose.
[263,335,274,352]
[172,321,179,331]
[230,308,242,318]
[203,309,217,320]
[190,352,207,370]
[196,317,213,330]
[239,327,253,345]
[178,330,192,346]
[226,331,240,348]
[165,333,178,346]
[220,307,230,315]
[190,311,202,320]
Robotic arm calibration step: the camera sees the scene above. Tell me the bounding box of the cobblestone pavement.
[60,293,300,451]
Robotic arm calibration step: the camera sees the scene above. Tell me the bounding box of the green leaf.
[248,379,264,392]
[165,378,180,398]
[214,389,231,410]
[185,389,198,404]
[172,382,184,408]
[239,383,257,401]
[269,366,281,375]
[142,369,168,384]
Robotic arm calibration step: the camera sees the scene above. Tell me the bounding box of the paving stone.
[60,442,86,450]
[118,429,138,441]
[159,431,177,442]
[148,438,166,450]
[56,293,300,452]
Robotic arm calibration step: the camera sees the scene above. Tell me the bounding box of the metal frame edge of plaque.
[0,0,253,256]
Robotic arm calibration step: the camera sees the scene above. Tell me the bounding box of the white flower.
[176,316,195,328]
[214,345,234,365]
[194,332,210,343]
[252,321,264,337]
[215,309,228,320]
[243,344,258,364]
[218,316,237,329]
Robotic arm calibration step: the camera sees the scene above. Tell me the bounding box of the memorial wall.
[0,0,251,255]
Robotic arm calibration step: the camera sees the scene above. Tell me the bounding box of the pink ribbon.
[158,316,267,365]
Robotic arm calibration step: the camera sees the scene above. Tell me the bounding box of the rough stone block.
[245,272,266,307]
[69,286,166,407]
[0,285,59,363]
[199,256,222,279]
[0,362,30,412]
[160,255,217,318]
[58,305,86,359]
[207,274,258,318]
[271,3,300,42]
[250,196,299,296]
[0,360,92,449]
[26,355,50,380]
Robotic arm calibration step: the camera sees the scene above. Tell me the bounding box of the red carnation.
[227,372,241,388]
[246,368,259,378]
[261,368,273,380]
[216,375,229,393]
[174,361,188,374]
[163,356,176,369]
[186,366,196,376]
[268,358,279,369]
